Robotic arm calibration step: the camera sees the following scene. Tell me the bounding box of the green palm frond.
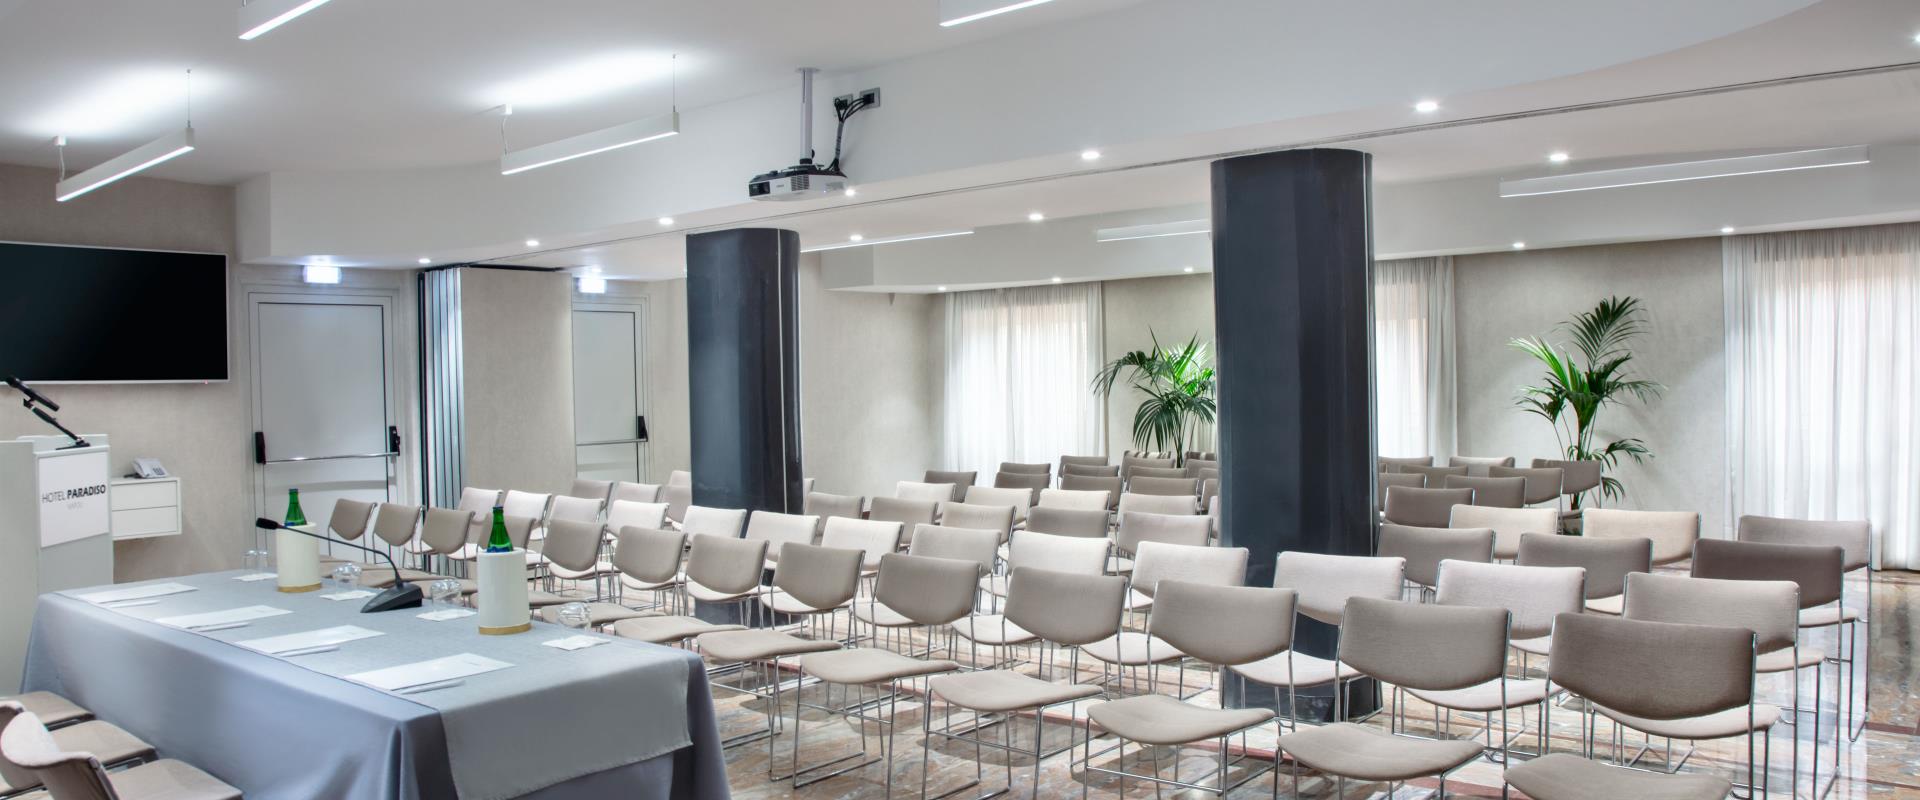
[1513,298,1664,511]
[1094,330,1217,458]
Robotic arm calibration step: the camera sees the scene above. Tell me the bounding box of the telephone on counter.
[131,458,169,479]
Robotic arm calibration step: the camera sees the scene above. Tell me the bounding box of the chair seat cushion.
[1080,632,1185,666]
[1595,703,1780,740]
[951,614,1037,645]
[610,615,742,644]
[1087,694,1272,746]
[1504,753,1732,800]
[757,590,847,615]
[685,581,756,604]
[929,670,1101,714]
[1,721,156,793]
[620,573,680,592]
[850,599,913,628]
[1228,652,1358,688]
[549,562,615,581]
[4,692,89,728]
[537,602,649,628]
[1755,645,1824,674]
[801,649,959,685]
[1584,595,1625,616]
[1407,678,1560,713]
[978,574,1010,598]
[696,630,841,662]
[1277,722,1483,783]
[1513,634,1553,657]
[107,759,241,800]
[1798,605,1860,628]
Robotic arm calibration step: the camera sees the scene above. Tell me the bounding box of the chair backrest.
[0,701,42,790]
[1184,458,1219,478]
[1434,559,1585,640]
[868,496,939,532]
[939,501,1016,541]
[1183,450,1216,461]
[542,518,604,572]
[1583,509,1700,565]
[1448,455,1516,476]
[1117,492,1197,517]
[1449,504,1558,560]
[1400,464,1467,484]
[1004,566,1127,646]
[819,517,904,569]
[772,542,863,610]
[457,487,502,514]
[1737,514,1872,572]
[1150,582,1297,667]
[1059,455,1109,471]
[680,505,747,539]
[923,471,976,502]
[1120,457,1176,482]
[1024,506,1109,538]
[1690,538,1844,609]
[992,471,1049,501]
[371,503,423,548]
[684,533,769,595]
[803,492,865,521]
[1489,466,1564,505]
[329,498,376,541]
[606,499,670,533]
[1114,511,1212,555]
[1516,532,1651,600]
[1128,466,1189,481]
[667,470,692,487]
[1273,552,1406,625]
[1549,613,1756,722]
[1378,523,1494,589]
[661,484,693,523]
[964,486,1033,521]
[611,481,663,503]
[1037,488,1109,512]
[1443,475,1526,508]
[998,461,1051,476]
[1622,572,1798,654]
[1382,486,1473,528]
[1128,476,1199,498]
[503,489,552,522]
[477,512,538,549]
[744,511,821,562]
[1200,477,1220,510]
[1008,529,1111,575]
[1532,458,1601,495]
[548,495,603,524]
[874,553,980,626]
[1378,455,1434,471]
[1377,472,1425,497]
[421,507,474,555]
[566,478,612,503]
[897,480,957,503]
[1339,597,1508,691]
[1061,475,1123,509]
[907,524,1000,572]
[1131,541,1249,598]
[1062,463,1122,479]
[0,711,115,800]
[613,527,685,584]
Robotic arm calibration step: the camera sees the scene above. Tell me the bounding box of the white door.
[571,306,647,483]
[251,295,399,563]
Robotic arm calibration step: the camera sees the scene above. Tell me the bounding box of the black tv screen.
[0,242,229,382]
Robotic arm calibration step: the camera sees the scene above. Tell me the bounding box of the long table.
[21,572,729,800]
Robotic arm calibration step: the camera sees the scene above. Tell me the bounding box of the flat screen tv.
[0,241,229,383]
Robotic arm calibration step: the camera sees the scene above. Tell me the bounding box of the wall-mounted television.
[0,241,229,383]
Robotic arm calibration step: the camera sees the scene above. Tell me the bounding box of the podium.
[0,435,114,691]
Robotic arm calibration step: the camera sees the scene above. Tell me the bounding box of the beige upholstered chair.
[1532,458,1601,530]
[1378,472,1425,498]
[1059,455,1108,472]
[680,505,747,538]
[536,518,644,627]
[1489,465,1563,506]
[819,517,904,572]
[975,529,1110,602]
[1088,543,1248,671]
[1062,463,1122,479]
[1378,455,1434,471]
[1121,456,1177,483]
[1110,511,1212,574]
[868,497,939,545]
[1448,455,1516,476]
[660,484,693,525]
[922,471,976,502]
[503,489,553,526]
[1061,475,1123,509]
[1036,488,1108,511]
[963,486,1032,523]
[1184,457,1219,478]
[1377,523,1493,595]
[1,711,237,800]
[1382,486,1472,528]
[1399,464,1467,484]
[801,492,864,522]
[547,494,602,524]
[0,694,87,730]
[905,525,1001,574]
[1426,562,1577,744]
[1449,504,1557,561]
[896,480,957,504]
[998,461,1050,476]
[605,499,670,534]
[850,549,986,646]
[1127,476,1199,499]
[327,498,376,541]
[1023,506,1108,539]
[744,510,821,569]
[666,469,692,488]
[1117,492,1197,517]
[992,470,1049,504]
[0,701,153,796]
[1231,553,1405,725]
[610,480,663,503]
[1737,513,1873,740]
[358,504,448,587]
[1443,475,1526,508]
[446,510,535,564]
[612,527,686,612]
[693,547,848,761]
[1128,466,1189,481]
[939,501,1016,543]
[1516,532,1651,614]
[752,542,865,627]
[453,486,503,540]
[1583,508,1700,566]
[566,478,613,503]
[610,534,765,645]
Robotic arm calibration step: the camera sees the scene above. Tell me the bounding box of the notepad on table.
[77,583,196,604]
[320,590,377,601]
[541,635,609,652]
[155,605,291,630]
[236,625,384,655]
[348,653,512,693]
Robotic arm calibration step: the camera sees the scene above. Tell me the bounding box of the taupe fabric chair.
[1431,560,1581,729]
[867,496,938,531]
[1035,488,1108,512]
[1128,466,1189,481]
[606,499,670,534]
[453,486,503,542]
[1089,543,1249,670]
[1516,532,1651,614]
[1448,455,1516,476]
[1382,486,1473,528]
[1023,506,1108,539]
[1378,472,1425,498]
[536,518,644,627]
[1231,553,1406,723]
[1,711,237,800]
[610,480,663,503]
[327,498,376,541]
[1583,508,1700,566]
[1399,464,1468,484]
[802,492,864,522]
[744,510,822,569]
[906,525,1001,574]
[0,701,153,796]
[1443,475,1526,508]
[922,471,976,502]
[357,504,444,587]
[1117,492,1198,517]
[819,517,903,572]
[939,501,1016,544]
[1061,475,1122,510]
[613,527,686,612]
[753,542,866,623]
[566,478,613,503]
[446,510,536,564]
[1449,504,1557,561]
[1490,465,1564,506]
[992,470,1049,504]
[1061,463,1121,479]
[1378,523,1493,593]
[503,489,553,526]
[1127,476,1200,499]
[610,534,765,645]
[694,545,848,761]
[997,461,1050,476]
[896,480,957,504]
[1379,455,1434,471]
[1737,513,1873,740]
[1120,455,1176,482]
[1111,512,1212,573]
[851,548,986,643]
[963,486,1032,524]
[1184,457,1219,478]
[661,484,693,525]
[666,470,692,488]
[1276,598,1505,795]
[680,505,747,539]
[1532,458,1601,531]
[1183,450,1216,461]
[1059,455,1109,473]
[1503,613,1747,800]
[974,530,1111,603]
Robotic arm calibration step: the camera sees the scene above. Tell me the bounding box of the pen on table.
[275,645,340,657]
[190,621,251,632]
[398,679,465,695]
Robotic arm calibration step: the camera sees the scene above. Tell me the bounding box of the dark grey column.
[1211,149,1378,719]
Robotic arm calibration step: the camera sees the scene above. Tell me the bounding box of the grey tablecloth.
[22,573,730,800]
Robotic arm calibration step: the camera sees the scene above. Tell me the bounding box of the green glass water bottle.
[283,488,308,527]
[484,505,513,553]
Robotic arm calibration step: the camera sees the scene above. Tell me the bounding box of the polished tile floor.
[596,568,1918,799]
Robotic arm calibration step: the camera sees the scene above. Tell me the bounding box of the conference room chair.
[1619,572,1793,797]
[1034,487,1107,512]
[695,545,852,761]
[857,533,995,650]
[605,498,670,535]
[752,542,866,642]
[1737,514,1873,740]
[1443,474,1527,508]
[1381,486,1472,528]
[503,489,554,526]
[1449,455,1516,476]
[610,534,764,646]
[1489,465,1564,507]
[667,470,692,488]
[1531,458,1602,531]
[964,532,1110,655]
[1207,494,1222,539]
[1377,523,1493,600]
[1378,455,1434,471]
[454,486,504,541]
[905,524,1001,574]
[1501,613,1745,800]
[612,526,686,613]
[1110,511,1213,574]
[1583,508,1700,567]
[1230,552,1406,730]
[1120,455,1176,482]
[743,510,820,572]
[565,478,613,504]
[1276,597,1505,797]
[1022,506,1108,539]
[924,567,1123,797]
[1516,532,1652,615]
[964,486,1033,524]
[1061,463,1121,479]
[1127,477,1200,506]
[1429,560,1580,753]
[866,497,938,546]
[1,712,239,800]
[922,470,976,502]
[325,497,376,544]
[1184,449,1217,461]
[445,509,536,566]
[997,461,1050,477]
[1127,465,1189,481]
[895,480,957,505]
[537,518,639,624]
[610,480,663,503]
[1059,454,1109,473]
[1090,543,1249,686]
[819,516,903,574]
[680,505,748,539]
[992,470,1049,505]
[357,504,442,587]
[1183,457,1218,478]
[1200,477,1219,517]
[0,693,88,730]
[1060,475,1123,510]
[802,478,815,496]
[789,554,969,793]
[661,484,693,526]
[939,501,1016,545]
[1400,464,1468,485]
[801,491,864,522]
[1080,581,1290,798]
[1116,491,1197,518]
[0,700,153,797]
[1450,504,1558,562]
[530,494,603,571]
[1378,471,1426,498]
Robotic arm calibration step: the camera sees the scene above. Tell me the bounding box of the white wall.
[459,268,577,495]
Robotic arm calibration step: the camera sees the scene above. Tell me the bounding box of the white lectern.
[0,435,113,692]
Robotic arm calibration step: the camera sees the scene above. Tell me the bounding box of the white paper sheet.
[235,625,385,655]
[540,635,610,652]
[347,653,513,692]
[233,573,278,582]
[417,608,477,621]
[320,590,377,601]
[76,582,196,604]
[155,605,291,630]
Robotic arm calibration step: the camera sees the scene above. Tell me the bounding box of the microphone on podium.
[254,518,424,613]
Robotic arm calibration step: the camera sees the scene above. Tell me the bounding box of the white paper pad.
[320,590,377,601]
[235,625,384,655]
[417,608,477,621]
[540,635,609,652]
[77,583,197,604]
[347,653,512,692]
[155,605,291,630]
[232,573,277,582]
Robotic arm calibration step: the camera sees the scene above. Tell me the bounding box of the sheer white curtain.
[944,283,1104,478]
[1374,257,1456,461]
[1726,224,1920,568]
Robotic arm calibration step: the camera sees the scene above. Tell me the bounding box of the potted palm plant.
[1510,296,1663,508]
[1092,332,1217,462]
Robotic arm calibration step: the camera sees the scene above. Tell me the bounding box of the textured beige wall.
[1453,238,1727,536]
[460,268,577,494]
[0,163,248,582]
[1099,273,1217,457]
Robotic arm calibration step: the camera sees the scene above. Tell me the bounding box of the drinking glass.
[556,602,592,631]
[330,562,363,588]
[429,578,463,608]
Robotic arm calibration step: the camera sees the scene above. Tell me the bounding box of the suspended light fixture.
[238,0,338,41]
[1094,219,1209,243]
[939,0,1055,27]
[1499,146,1870,198]
[799,229,974,253]
[500,54,681,175]
[54,70,197,202]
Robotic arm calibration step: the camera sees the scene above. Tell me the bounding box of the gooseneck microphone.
[254,518,424,613]
[6,376,58,412]
[6,375,86,448]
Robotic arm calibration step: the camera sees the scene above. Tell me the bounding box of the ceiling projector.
[749,67,876,202]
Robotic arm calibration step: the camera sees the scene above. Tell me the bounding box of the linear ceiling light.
[1095,219,1210,243]
[238,0,337,40]
[1499,146,1870,198]
[55,127,196,202]
[939,0,1055,27]
[800,229,974,253]
[500,112,679,175]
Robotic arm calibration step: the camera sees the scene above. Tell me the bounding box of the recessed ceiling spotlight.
[844,187,857,197]
[1913,32,1920,44]
[1080,149,1101,161]
[577,275,607,294]
[848,233,864,242]
[1182,266,1195,273]
[1548,152,1570,163]
[525,239,541,247]
[417,257,432,265]
[1511,241,1526,250]
[1050,276,1063,283]
[657,216,673,226]
[1414,99,1440,113]
[587,265,602,273]
[936,286,948,292]
[1028,212,1045,222]
[1720,226,1736,234]
[302,264,341,284]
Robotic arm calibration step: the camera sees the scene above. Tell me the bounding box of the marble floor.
[594,568,1919,799]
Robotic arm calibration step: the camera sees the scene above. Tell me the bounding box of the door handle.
[389,425,402,454]
[254,432,267,465]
